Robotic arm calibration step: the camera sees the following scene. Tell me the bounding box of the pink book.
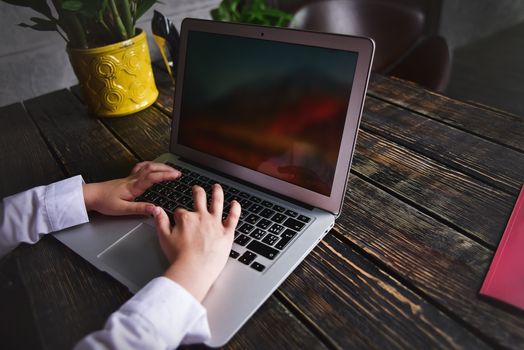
[480,185,524,310]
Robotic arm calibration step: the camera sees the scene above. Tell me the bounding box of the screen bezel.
[170,18,374,215]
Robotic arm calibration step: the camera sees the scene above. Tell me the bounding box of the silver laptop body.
[55,18,374,347]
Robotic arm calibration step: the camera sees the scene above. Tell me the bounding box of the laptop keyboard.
[135,162,312,273]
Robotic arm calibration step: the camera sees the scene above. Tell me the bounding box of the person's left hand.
[82,161,181,216]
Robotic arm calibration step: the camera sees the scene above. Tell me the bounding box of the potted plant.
[2,0,159,117]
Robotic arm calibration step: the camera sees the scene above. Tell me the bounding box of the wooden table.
[1,65,523,349]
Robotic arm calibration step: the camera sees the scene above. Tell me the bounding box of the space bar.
[246,241,279,260]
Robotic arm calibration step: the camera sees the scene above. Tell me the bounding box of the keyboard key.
[249,204,263,214]
[275,236,292,250]
[250,228,266,240]
[239,191,250,199]
[283,218,305,231]
[260,208,275,218]
[238,223,254,234]
[273,205,285,212]
[285,209,298,217]
[198,175,210,182]
[155,196,168,206]
[238,199,252,210]
[297,215,311,223]
[234,234,251,246]
[239,251,257,265]
[281,229,298,239]
[261,200,273,208]
[178,195,192,207]
[245,214,260,225]
[262,234,279,246]
[230,250,240,259]
[272,213,287,223]
[247,241,279,260]
[250,196,262,203]
[164,200,177,212]
[251,262,265,272]
[229,188,240,194]
[256,218,272,230]
[268,223,285,235]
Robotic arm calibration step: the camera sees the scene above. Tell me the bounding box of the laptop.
[55,18,374,346]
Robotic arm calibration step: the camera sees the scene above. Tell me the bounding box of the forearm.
[0,176,89,258]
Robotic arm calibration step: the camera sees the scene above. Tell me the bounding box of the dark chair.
[289,0,450,92]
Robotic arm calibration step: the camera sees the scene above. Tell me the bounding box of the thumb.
[152,206,171,238]
[120,201,156,216]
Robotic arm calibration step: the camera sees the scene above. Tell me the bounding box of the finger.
[209,184,224,215]
[172,207,189,227]
[131,161,150,174]
[136,162,181,177]
[192,185,207,212]
[224,200,241,231]
[120,201,156,216]
[133,169,181,193]
[152,206,171,238]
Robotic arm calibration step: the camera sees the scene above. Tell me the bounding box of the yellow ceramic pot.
[68,30,159,117]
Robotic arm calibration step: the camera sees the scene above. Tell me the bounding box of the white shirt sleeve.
[0,175,89,259]
[74,277,211,349]
[0,177,212,349]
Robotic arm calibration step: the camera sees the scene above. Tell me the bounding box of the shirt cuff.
[121,276,211,346]
[46,175,89,232]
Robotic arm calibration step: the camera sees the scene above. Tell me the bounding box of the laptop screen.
[178,31,358,196]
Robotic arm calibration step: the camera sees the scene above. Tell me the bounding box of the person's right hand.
[151,184,241,302]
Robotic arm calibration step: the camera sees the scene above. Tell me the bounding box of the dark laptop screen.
[178,30,358,196]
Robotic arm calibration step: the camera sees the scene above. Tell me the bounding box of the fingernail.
[146,206,160,217]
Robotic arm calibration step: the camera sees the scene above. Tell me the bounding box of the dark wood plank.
[0,254,42,350]
[23,89,138,182]
[353,130,515,248]
[368,74,524,152]
[0,103,64,198]
[152,63,175,117]
[336,175,524,348]
[101,106,172,161]
[278,234,490,349]
[221,297,329,350]
[362,97,524,195]
[11,236,131,350]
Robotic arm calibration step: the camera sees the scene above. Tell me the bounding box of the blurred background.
[1,0,523,116]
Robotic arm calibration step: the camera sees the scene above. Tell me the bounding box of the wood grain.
[352,129,515,248]
[23,89,138,182]
[277,234,490,349]
[336,175,524,348]
[368,74,524,152]
[0,103,64,198]
[152,63,176,117]
[100,106,172,161]
[362,96,524,195]
[220,297,329,350]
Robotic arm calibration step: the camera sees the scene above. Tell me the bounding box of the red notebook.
[480,185,524,310]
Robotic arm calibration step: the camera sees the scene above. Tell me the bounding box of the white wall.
[0,0,220,107]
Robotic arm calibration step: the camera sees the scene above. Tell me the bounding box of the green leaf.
[135,0,158,20]
[2,0,53,19]
[61,0,83,12]
[19,17,57,31]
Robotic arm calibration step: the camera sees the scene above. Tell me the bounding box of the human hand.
[82,161,181,216]
[152,184,241,302]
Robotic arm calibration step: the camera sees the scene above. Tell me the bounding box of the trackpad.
[98,223,169,288]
